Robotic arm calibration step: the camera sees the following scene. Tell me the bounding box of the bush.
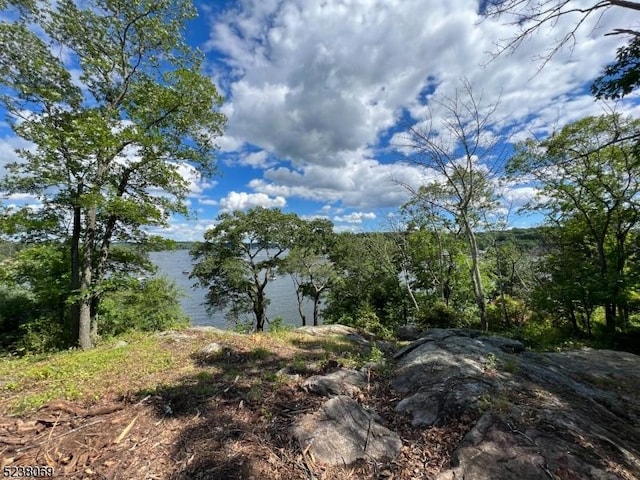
[330,308,393,338]
[0,286,69,354]
[268,316,294,333]
[486,295,528,330]
[416,302,458,329]
[14,315,68,354]
[98,277,189,337]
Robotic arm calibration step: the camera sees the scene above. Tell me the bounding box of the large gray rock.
[291,395,402,466]
[200,342,224,358]
[295,324,369,344]
[303,368,368,397]
[393,329,640,479]
[396,324,424,341]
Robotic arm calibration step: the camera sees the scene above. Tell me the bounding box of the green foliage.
[0,243,73,352]
[509,114,640,335]
[280,218,337,326]
[98,277,188,337]
[13,315,68,355]
[415,301,475,329]
[330,309,393,339]
[268,317,294,334]
[406,229,473,309]
[324,232,409,330]
[593,36,640,99]
[192,208,332,332]
[486,295,528,330]
[0,0,225,348]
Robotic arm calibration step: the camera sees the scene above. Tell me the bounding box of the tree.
[400,81,506,330]
[592,36,640,98]
[0,0,225,348]
[483,0,640,97]
[191,207,302,332]
[281,218,336,326]
[530,224,603,336]
[325,232,408,332]
[508,114,640,333]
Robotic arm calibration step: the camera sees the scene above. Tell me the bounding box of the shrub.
[486,295,529,330]
[98,277,188,337]
[0,286,69,354]
[331,308,393,338]
[416,301,458,329]
[268,316,294,333]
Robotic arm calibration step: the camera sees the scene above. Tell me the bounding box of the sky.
[2,0,640,240]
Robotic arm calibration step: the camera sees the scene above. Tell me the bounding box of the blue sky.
[2,0,640,240]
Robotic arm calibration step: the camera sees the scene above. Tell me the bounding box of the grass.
[0,328,374,416]
[0,332,181,414]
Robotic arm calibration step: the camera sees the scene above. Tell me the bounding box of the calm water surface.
[149,249,319,329]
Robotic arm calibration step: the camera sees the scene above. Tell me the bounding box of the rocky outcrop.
[291,395,402,466]
[393,329,640,480]
[303,368,368,397]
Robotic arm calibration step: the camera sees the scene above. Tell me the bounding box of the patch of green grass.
[247,384,263,402]
[478,392,511,412]
[249,347,271,360]
[0,333,177,414]
[195,371,214,382]
[501,357,520,374]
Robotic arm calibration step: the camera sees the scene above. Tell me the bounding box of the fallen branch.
[15,419,104,453]
[114,415,139,444]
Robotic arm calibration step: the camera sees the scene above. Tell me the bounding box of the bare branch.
[482,0,638,66]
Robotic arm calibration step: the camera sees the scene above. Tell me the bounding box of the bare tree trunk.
[70,203,81,344]
[464,218,487,330]
[78,206,96,349]
[405,279,419,313]
[297,290,306,327]
[313,294,320,326]
[254,292,266,331]
[90,171,130,333]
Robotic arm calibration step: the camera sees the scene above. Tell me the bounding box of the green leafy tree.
[400,81,505,330]
[0,0,225,348]
[191,207,302,332]
[281,218,336,326]
[593,36,640,99]
[325,233,407,331]
[406,229,471,310]
[509,114,640,333]
[530,224,603,336]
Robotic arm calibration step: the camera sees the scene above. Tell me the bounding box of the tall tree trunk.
[313,293,320,326]
[568,305,578,334]
[70,203,82,344]
[290,275,306,326]
[254,289,266,331]
[404,273,420,314]
[463,217,487,330]
[596,239,616,334]
[297,289,306,327]
[605,303,617,334]
[78,206,96,349]
[90,172,129,335]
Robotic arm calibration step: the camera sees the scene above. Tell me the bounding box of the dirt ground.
[0,330,474,479]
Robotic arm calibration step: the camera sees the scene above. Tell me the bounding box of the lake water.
[149,249,320,329]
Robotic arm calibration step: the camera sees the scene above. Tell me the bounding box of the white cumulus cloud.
[219,191,287,212]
